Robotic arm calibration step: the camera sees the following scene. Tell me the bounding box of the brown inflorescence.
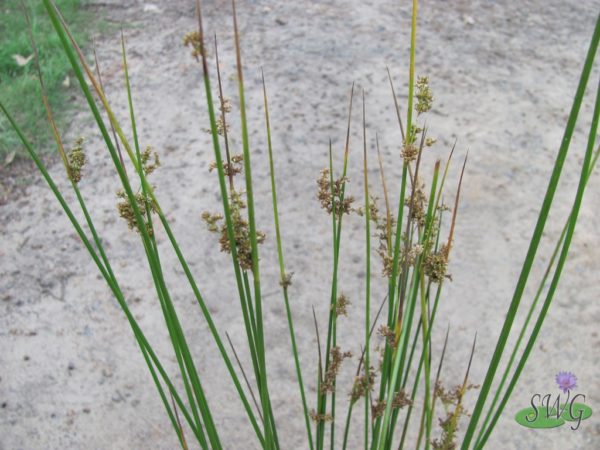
[423,243,450,283]
[431,380,480,450]
[140,146,160,175]
[116,190,159,236]
[183,31,204,60]
[309,410,333,423]
[320,346,352,394]
[332,293,350,317]
[392,389,413,409]
[316,168,354,217]
[67,137,86,184]
[209,154,244,177]
[350,366,375,403]
[202,189,265,272]
[378,325,397,349]
[416,75,433,115]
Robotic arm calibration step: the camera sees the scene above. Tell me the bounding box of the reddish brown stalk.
[445,153,468,255]
[312,306,324,385]
[94,38,127,175]
[213,34,234,190]
[195,0,210,78]
[397,128,427,325]
[225,332,264,424]
[386,66,406,142]
[434,140,457,212]
[22,4,68,169]
[376,134,393,250]
[355,294,389,377]
[170,392,189,450]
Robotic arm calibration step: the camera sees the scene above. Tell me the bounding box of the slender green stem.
[262,71,314,450]
[475,74,600,449]
[461,15,600,448]
[362,90,372,449]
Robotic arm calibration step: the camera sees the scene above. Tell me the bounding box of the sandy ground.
[1,0,600,449]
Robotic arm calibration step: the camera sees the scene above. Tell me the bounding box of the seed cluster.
[332,293,350,317]
[360,197,396,277]
[183,31,204,60]
[115,147,161,235]
[140,146,160,175]
[350,366,375,403]
[405,180,428,227]
[67,137,86,184]
[416,76,433,115]
[209,154,244,177]
[202,189,265,271]
[401,143,419,163]
[320,346,352,394]
[372,400,387,418]
[316,168,354,217]
[116,190,159,236]
[309,410,333,423]
[378,325,396,349]
[392,389,413,409]
[279,272,294,288]
[431,380,479,450]
[423,244,450,283]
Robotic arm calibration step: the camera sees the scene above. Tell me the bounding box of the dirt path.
[2,1,599,448]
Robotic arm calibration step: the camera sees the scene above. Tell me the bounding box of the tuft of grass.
[1,0,599,449]
[0,0,93,157]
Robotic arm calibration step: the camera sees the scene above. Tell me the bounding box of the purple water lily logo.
[515,371,592,430]
[555,371,577,394]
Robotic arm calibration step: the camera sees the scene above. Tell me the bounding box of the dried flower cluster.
[67,137,86,183]
[392,389,413,409]
[405,243,424,266]
[309,410,333,423]
[201,211,223,232]
[378,325,397,349]
[116,147,161,235]
[401,143,419,163]
[183,31,204,60]
[372,400,387,418]
[405,180,428,227]
[116,190,159,236]
[219,97,232,114]
[423,244,450,283]
[332,293,350,317]
[204,97,232,136]
[416,75,433,115]
[279,272,294,288]
[360,197,396,277]
[209,154,244,177]
[320,346,352,394]
[350,366,375,403]
[202,189,265,271]
[140,146,160,175]
[431,380,479,450]
[316,168,354,217]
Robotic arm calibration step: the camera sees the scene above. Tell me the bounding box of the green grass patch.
[0,0,93,158]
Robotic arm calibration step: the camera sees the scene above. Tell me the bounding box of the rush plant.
[2,0,599,449]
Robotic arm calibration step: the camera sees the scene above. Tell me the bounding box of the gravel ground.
[1,0,599,449]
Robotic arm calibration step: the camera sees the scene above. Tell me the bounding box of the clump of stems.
[2,1,599,449]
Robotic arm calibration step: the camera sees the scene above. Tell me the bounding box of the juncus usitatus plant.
[2,0,599,448]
